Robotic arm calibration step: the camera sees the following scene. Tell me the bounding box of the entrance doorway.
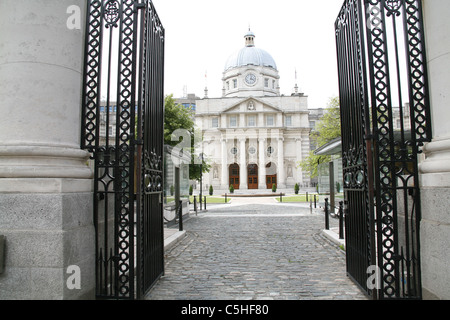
[266,162,277,189]
[247,164,258,189]
[229,163,240,190]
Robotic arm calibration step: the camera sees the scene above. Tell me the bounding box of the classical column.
[240,138,248,189]
[0,1,94,299]
[417,0,450,300]
[277,137,286,188]
[419,0,450,187]
[258,138,266,189]
[221,138,229,189]
[296,137,304,184]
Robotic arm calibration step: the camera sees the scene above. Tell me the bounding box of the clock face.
[245,73,257,85]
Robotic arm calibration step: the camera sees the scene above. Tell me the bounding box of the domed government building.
[192,30,312,192]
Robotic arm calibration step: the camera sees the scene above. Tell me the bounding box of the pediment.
[222,97,282,114]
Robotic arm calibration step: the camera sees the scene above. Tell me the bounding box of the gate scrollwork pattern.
[336,0,430,300]
[81,0,165,300]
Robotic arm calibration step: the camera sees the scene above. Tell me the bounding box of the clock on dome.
[245,73,257,86]
[222,30,280,97]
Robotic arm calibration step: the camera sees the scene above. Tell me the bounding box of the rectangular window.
[285,115,292,127]
[266,115,274,126]
[229,116,237,127]
[248,115,256,127]
[264,78,269,87]
[212,117,219,128]
[233,79,237,88]
[272,80,276,89]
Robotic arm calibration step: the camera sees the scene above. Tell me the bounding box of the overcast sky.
[151,0,345,109]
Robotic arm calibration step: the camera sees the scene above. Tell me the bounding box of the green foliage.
[294,183,299,194]
[311,96,341,148]
[164,94,195,147]
[299,96,341,178]
[190,149,211,182]
[209,185,214,196]
[189,184,193,196]
[229,185,234,193]
[164,94,210,181]
[299,151,331,179]
[272,183,277,192]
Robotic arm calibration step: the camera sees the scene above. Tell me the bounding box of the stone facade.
[418,0,450,300]
[0,0,95,299]
[194,31,311,191]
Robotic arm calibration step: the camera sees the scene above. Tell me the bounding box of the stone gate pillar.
[0,0,94,299]
[418,0,450,300]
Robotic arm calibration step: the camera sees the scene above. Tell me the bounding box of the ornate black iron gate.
[80,0,165,299]
[335,0,431,299]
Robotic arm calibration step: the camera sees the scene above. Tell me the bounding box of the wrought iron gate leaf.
[335,0,431,300]
[81,0,164,300]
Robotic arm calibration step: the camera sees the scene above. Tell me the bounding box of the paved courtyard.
[146,198,367,300]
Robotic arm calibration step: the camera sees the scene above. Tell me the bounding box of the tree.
[299,96,341,178]
[311,96,341,147]
[164,94,195,147]
[164,94,210,181]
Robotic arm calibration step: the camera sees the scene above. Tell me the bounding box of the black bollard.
[178,200,183,231]
[325,198,330,230]
[339,201,344,239]
[194,196,197,214]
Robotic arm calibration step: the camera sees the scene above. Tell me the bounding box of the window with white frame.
[229,116,237,127]
[212,117,219,128]
[285,115,292,127]
[248,115,256,127]
[266,115,274,126]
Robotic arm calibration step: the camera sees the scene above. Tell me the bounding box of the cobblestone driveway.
[146,201,367,300]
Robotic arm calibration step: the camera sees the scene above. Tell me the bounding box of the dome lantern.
[245,29,255,47]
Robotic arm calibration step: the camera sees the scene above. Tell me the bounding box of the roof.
[313,138,342,156]
[224,31,277,71]
[224,47,277,71]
